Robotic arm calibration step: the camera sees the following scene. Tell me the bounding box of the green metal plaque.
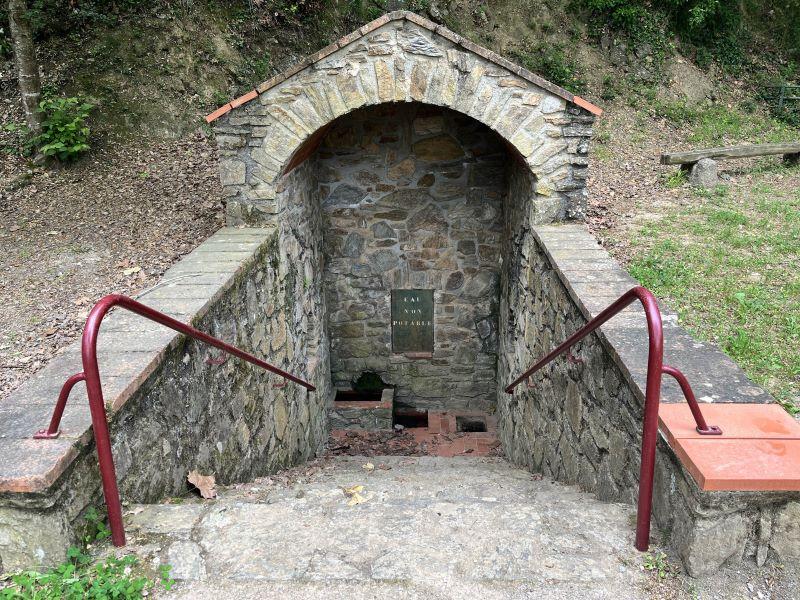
[391,289,434,354]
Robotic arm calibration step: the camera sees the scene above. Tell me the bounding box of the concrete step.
[115,456,648,595]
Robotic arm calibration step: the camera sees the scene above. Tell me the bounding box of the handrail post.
[662,365,722,435]
[83,297,126,546]
[34,293,316,548]
[635,292,663,551]
[34,372,86,439]
[505,286,721,553]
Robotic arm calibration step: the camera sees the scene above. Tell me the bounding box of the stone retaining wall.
[0,227,331,571]
[497,221,800,576]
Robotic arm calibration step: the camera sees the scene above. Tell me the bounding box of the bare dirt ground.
[0,132,224,401]
[585,98,799,259]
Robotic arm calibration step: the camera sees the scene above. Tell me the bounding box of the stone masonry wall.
[497,213,642,503]
[213,16,594,226]
[0,225,331,571]
[497,217,800,576]
[112,225,331,499]
[319,103,503,411]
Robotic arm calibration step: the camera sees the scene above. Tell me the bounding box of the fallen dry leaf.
[342,484,372,506]
[362,462,375,472]
[188,470,217,499]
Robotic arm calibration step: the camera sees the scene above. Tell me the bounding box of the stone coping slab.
[533,224,773,406]
[659,404,800,491]
[533,223,799,493]
[333,388,394,411]
[0,227,274,495]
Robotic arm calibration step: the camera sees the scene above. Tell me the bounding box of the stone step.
[114,456,645,592]
[161,577,652,599]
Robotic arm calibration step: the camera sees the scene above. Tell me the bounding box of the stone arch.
[209,11,599,226]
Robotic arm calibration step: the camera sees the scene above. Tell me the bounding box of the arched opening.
[293,101,534,415]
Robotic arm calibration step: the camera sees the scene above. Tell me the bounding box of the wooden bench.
[661,142,800,166]
[661,142,800,188]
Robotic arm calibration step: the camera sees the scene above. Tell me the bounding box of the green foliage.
[660,0,744,55]
[82,507,112,545]
[650,97,800,145]
[0,509,173,599]
[664,168,687,188]
[1,552,148,599]
[256,0,328,26]
[628,182,800,414]
[32,96,94,161]
[629,241,692,290]
[652,98,697,124]
[582,0,748,73]
[583,0,673,71]
[600,74,622,101]
[642,550,673,579]
[23,0,152,36]
[763,1,800,62]
[346,0,387,22]
[512,41,587,94]
[757,80,800,128]
[239,52,272,88]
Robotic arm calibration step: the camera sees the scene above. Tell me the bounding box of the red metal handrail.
[34,294,315,547]
[505,286,721,552]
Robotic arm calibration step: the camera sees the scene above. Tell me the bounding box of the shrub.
[513,41,588,94]
[582,0,748,72]
[600,74,622,100]
[652,98,697,124]
[31,96,94,161]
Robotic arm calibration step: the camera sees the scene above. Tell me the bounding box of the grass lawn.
[626,169,800,414]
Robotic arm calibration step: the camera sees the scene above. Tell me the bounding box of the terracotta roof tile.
[359,13,391,35]
[434,24,462,44]
[255,73,287,95]
[229,90,257,109]
[572,95,604,116]
[205,103,232,124]
[307,41,340,65]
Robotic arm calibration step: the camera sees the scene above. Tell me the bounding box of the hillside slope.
[0,0,798,408]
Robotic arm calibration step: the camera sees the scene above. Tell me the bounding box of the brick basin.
[329,388,394,430]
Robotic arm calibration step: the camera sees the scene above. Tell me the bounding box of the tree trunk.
[8,0,43,136]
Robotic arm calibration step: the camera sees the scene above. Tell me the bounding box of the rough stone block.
[771,502,800,560]
[219,159,246,186]
[688,158,718,189]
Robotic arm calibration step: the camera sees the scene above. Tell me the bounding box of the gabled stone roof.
[205,10,602,123]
